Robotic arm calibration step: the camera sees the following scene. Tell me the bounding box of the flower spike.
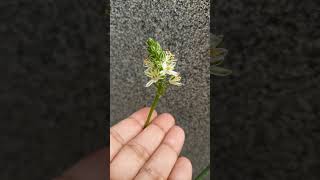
[143,38,182,128]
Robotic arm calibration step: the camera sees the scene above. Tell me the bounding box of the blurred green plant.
[195,164,210,180]
[210,34,232,76]
[105,3,110,16]
[195,34,232,180]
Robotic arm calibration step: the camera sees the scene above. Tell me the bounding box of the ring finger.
[135,126,185,180]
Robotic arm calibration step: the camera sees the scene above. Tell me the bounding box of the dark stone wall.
[212,0,320,179]
[1,0,107,179]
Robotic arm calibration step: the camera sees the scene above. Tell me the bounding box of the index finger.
[110,107,157,161]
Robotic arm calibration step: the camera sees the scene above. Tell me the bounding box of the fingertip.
[130,107,158,125]
[172,126,185,142]
[141,107,158,116]
[160,113,176,124]
[163,126,185,154]
[151,113,175,131]
[141,107,158,118]
[177,156,192,170]
[168,157,193,180]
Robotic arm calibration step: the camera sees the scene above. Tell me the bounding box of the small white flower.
[164,51,176,63]
[143,59,153,68]
[169,75,182,86]
[144,68,162,87]
[145,79,158,87]
[160,61,178,76]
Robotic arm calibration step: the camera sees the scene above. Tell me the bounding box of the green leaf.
[210,34,224,48]
[210,48,228,58]
[211,66,232,76]
[195,164,210,180]
[211,57,224,66]
[210,48,228,65]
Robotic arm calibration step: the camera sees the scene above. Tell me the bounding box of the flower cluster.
[144,38,182,87]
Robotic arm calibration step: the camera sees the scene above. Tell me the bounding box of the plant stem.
[143,91,161,128]
[195,164,210,180]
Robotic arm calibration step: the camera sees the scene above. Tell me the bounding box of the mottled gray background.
[212,0,320,179]
[1,0,107,179]
[110,0,210,177]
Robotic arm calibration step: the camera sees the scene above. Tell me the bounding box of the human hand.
[110,107,192,180]
[54,107,191,180]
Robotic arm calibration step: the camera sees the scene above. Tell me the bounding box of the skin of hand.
[110,107,192,180]
[54,107,192,180]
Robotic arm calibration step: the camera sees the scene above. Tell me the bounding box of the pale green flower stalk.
[143,38,182,128]
[195,164,210,180]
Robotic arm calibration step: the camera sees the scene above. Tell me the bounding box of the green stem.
[195,164,210,180]
[143,91,161,128]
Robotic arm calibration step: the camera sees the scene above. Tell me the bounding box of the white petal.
[170,62,176,68]
[169,81,182,86]
[167,70,179,76]
[144,70,152,77]
[162,62,167,69]
[159,70,166,76]
[145,80,156,87]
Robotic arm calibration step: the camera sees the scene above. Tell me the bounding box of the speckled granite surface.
[110,0,210,177]
[212,0,320,179]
